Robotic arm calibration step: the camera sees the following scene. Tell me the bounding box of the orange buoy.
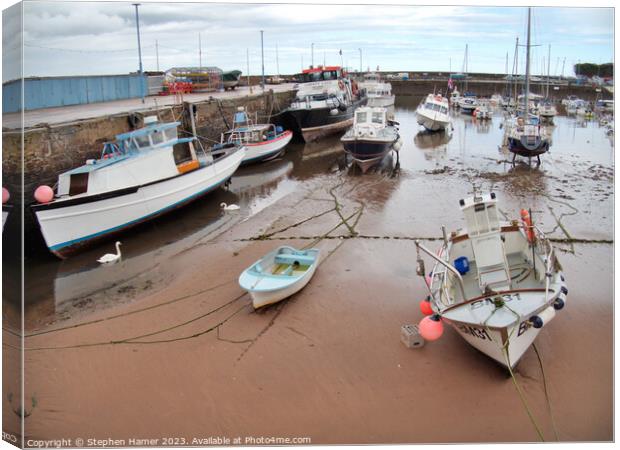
[419,314,444,341]
[520,209,535,243]
[420,296,433,315]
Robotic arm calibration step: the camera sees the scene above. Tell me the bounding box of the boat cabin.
[222,107,282,145]
[459,193,511,292]
[423,95,449,114]
[354,107,387,128]
[57,116,198,198]
[297,66,344,83]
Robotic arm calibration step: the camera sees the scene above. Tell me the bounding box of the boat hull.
[248,262,318,308]
[285,97,368,142]
[416,110,450,131]
[32,149,245,258]
[447,317,544,369]
[241,131,293,165]
[342,139,394,173]
[507,136,550,157]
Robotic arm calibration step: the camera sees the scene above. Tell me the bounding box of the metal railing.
[415,240,467,303]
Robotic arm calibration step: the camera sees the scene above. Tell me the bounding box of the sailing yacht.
[506,8,552,163]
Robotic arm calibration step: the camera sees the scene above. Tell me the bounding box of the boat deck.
[437,252,557,328]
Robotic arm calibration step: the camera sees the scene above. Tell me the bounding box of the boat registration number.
[470,293,522,310]
[458,325,492,341]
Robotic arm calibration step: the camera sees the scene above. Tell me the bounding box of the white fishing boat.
[359,73,395,107]
[457,95,478,115]
[414,192,567,369]
[283,66,367,142]
[32,116,245,258]
[341,106,401,173]
[416,93,451,131]
[239,246,321,308]
[219,107,293,164]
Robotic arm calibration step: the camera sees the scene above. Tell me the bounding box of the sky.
[1,0,615,82]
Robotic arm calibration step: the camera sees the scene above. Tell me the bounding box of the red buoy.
[419,314,444,341]
[419,296,433,315]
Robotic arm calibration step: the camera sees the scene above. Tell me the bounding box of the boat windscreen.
[372,112,384,124]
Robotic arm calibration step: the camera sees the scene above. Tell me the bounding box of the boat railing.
[516,221,555,282]
[415,240,467,304]
[100,142,124,159]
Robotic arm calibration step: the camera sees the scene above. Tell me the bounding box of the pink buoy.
[2,187,9,204]
[419,297,433,316]
[419,315,444,341]
[34,185,54,204]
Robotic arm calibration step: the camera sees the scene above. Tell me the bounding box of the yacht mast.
[546,44,551,98]
[464,44,469,92]
[524,7,531,115]
[513,37,519,103]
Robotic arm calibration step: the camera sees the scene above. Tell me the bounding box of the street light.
[260,30,265,90]
[358,48,362,73]
[311,43,314,67]
[132,3,144,103]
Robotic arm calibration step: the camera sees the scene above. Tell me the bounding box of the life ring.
[338,80,345,90]
[520,209,535,243]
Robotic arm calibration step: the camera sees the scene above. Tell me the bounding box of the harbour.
[3,97,613,443]
[1,1,615,446]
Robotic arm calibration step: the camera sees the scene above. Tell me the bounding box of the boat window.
[441,106,448,114]
[164,128,178,142]
[151,130,165,145]
[312,93,328,101]
[356,112,368,123]
[372,112,384,124]
[134,135,151,149]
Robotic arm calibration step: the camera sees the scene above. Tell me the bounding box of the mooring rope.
[482,301,546,442]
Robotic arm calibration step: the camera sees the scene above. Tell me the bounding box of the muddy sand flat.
[4,110,613,444]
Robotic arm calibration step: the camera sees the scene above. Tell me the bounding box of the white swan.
[97,241,122,264]
[220,202,240,211]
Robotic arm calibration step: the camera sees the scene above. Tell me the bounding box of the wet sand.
[4,104,613,444]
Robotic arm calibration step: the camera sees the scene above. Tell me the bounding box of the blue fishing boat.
[239,246,320,308]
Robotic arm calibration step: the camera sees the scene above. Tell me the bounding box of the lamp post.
[358,48,362,74]
[260,30,265,90]
[132,3,144,103]
[311,43,314,67]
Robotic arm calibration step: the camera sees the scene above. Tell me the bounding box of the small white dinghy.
[414,193,567,369]
[239,246,320,309]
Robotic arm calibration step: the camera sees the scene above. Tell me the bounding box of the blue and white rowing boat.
[32,116,245,258]
[239,246,320,308]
